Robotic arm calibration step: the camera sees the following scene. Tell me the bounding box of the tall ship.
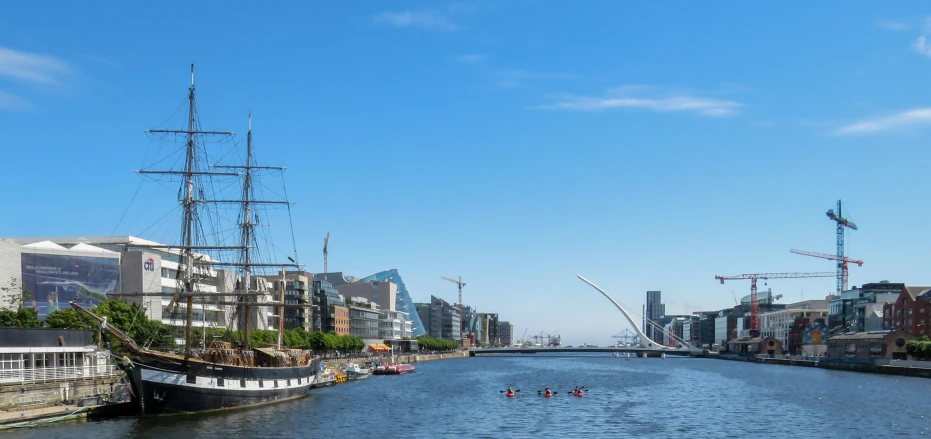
[74,65,320,416]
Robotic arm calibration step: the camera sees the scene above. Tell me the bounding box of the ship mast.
[181,65,197,357]
[241,115,254,346]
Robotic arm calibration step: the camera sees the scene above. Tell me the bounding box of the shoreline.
[711,354,931,378]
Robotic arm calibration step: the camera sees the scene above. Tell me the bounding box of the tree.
[46,308,94,331]
[0,308,43,328]
[0,276,31,309]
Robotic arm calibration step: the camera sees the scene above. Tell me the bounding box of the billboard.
[802,319,828,345]
[21,253,121,319]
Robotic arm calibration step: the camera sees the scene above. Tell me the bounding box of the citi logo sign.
[144,258,155,272]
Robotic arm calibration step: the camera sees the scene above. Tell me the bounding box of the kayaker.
[507,386,513,392]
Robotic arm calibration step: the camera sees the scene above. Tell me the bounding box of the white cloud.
[456,54,486,63]
[373,11,458,31]
[0,46,71,84]
[876,19,911,31]
[913,36,931,57]
[834,108,931,135]
[0,90,34,110]
[535,86,742,117]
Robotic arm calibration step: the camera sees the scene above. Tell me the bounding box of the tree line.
[2,296,461,354]
[0,298,368,353]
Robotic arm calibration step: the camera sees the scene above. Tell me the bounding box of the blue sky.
[2,2,931,345]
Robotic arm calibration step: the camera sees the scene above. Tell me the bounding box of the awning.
[368,344,391,351]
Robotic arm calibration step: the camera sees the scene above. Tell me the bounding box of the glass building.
[360,269,426,337]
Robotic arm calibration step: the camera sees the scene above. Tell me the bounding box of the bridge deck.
[469,347,694,356]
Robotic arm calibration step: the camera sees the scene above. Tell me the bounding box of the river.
[7,354,931,438]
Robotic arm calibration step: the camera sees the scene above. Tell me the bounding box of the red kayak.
[572,391,584,398]
[544,392,552,398]
[506,391,515,398]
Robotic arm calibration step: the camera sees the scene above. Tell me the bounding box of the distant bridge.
[469,346,697,357]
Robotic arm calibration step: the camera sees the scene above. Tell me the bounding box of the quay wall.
[712,354,931,378]
[0,376,125,412]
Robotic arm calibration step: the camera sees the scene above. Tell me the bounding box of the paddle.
[499,389,520,393]
[537,390,558,395]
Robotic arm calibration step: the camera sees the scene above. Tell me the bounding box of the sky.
[2,2,931,346]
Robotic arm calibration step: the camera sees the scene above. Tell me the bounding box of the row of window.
[0,353,83,370]
[187,374,309,388]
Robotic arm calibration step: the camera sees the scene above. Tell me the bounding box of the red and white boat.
[372,363,416,375]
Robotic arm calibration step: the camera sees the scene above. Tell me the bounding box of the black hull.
[122,354,320,417]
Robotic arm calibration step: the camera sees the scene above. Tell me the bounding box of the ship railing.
[0,365,123,384]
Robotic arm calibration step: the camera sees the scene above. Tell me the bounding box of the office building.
[645,290,665,343]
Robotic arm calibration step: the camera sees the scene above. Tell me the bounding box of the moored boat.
[345,362,370,380]
[72,65,320,417]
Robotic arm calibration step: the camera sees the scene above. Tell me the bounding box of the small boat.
[506,391,515,398]
[544,392,553,398]
[310,369,337,388]
[572,391,584,398]
[345,363,370,380]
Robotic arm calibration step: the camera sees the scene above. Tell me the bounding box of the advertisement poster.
[802,319,828,345]
[21,253,121,319]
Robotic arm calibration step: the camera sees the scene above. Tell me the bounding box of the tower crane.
[441,275,466,340]
[825,200,858,294]
[715,272,834,332]
[789,249,863,293]
[322,232,330,278]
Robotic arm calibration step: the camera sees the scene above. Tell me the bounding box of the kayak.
[506,391,515,398]
[572,391,584,398]
[544,392,552,398]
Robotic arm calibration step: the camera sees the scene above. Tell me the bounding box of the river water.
[7,354,931,438]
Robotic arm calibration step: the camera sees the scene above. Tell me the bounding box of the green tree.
[0,276,31,309]
[308,331,327,351]
[0,308,43,328]
[46,308,94,331]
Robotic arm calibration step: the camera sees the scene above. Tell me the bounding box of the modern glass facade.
[360,269,426,337]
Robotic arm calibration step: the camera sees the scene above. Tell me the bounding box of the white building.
[379,310,412,341]
[1,236,275,343]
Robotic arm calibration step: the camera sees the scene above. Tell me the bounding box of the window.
[259,380,264,388]
[216,377,224,387]
[0,354,23,370]
[274,380,279,388]
[240,379,246,388]
[287,379,291,386]
[187,373,197,384]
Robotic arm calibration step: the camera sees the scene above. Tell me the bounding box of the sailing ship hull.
[123,356,320,416]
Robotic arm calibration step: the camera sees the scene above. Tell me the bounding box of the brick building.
[882,286,931,336]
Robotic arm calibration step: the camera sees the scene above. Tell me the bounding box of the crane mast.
[825,200,858,294]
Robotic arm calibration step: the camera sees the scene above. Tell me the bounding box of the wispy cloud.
[534,86,742,117]
[373,10,459,31]
[914,35,931,57]
[456,54,486,63]
[834,108,931,135]
[86,54,118,67]
[0,46,71,84]
[876,19,912,31]
[0,90,34,110]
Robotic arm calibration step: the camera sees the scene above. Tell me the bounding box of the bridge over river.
[469,346,699,357]
[469,275,709,358]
